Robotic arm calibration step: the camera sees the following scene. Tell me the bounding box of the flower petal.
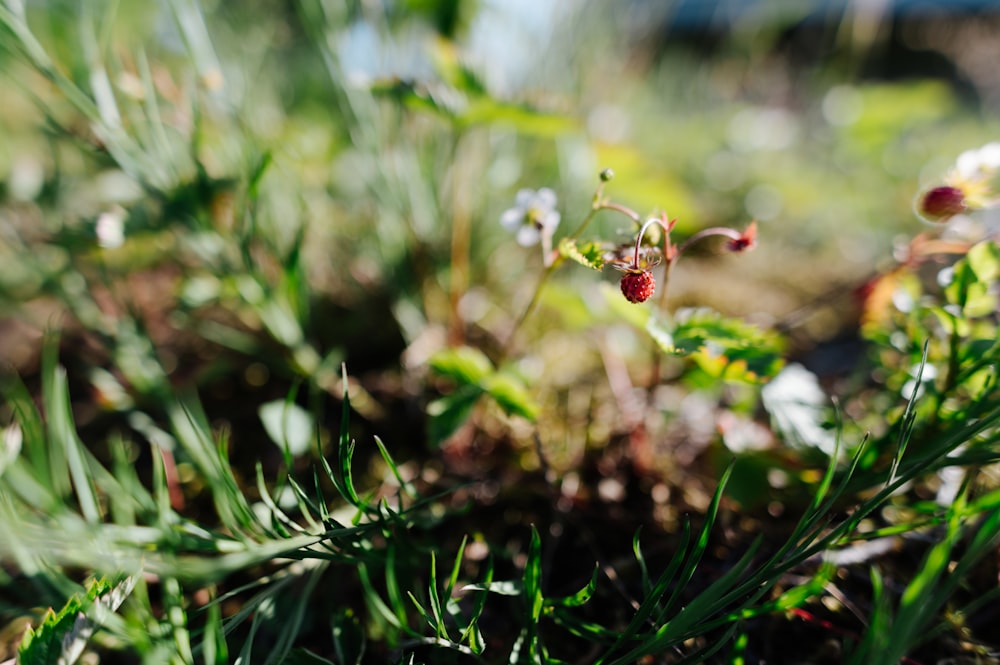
[516,224,541,247]
[514,188,535,209]
[500,207,524,230]
[539,210,560,231]
[979,142,1000,169]
[956,149,982,179]
[535,187,557,210]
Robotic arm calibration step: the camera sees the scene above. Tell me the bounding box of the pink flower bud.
[726,221,758,253]
[919,186,966,222]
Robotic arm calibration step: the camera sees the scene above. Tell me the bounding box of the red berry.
[620,270,655,303]
[919,186,966,222]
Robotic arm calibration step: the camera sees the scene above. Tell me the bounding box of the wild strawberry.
[620,269,655,303]
[919,186,966,222]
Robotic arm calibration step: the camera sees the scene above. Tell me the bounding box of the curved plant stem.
[501,185,642,361]
[648,258,677,393]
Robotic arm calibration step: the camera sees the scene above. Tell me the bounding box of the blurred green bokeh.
[2,1,997,340]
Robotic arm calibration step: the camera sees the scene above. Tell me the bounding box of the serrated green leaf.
[646,315,676,354]
[17,577,124,665]
[944,242,1000,317]
[927,306,969,337]
[647,308,784,382]
[18,598,85,665]
[558,238,606,271]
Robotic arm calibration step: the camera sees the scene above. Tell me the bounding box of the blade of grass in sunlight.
[861,487,1000,663]
[520,525,545,665]
[456,553,492,654]
[659,462,736,620]
[198,591,230,665]
[595,465,733,664]
[601,519,693,659]
[632,527,652,597]
[889,341,929,487]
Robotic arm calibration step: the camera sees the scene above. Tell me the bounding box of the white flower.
[945,142,1000,210]
[955,142,1000,180]
[96,206,127,249]
[500,187,560,247]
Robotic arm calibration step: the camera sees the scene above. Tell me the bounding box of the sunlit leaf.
[558,238,606,271]
[965,240,1000,282]
[428,347,538,436]
[429,37,487,95]
[429,346,494,385]
[648,308,784,382]
[18,576,132,665]
[482,372,539,421]
[945,241,1000,317]
[547,564,599,608]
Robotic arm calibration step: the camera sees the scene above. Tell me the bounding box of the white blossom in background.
[954,141,1000,183]
[96,206,127,249]
[500,187,560,247]
[8,156,44,201]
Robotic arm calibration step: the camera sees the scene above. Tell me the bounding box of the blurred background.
[1,0,999,472]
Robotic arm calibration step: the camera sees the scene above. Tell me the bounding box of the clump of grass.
[5,335,1000,663]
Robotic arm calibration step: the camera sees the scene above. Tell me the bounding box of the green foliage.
[18,576,135,665]
[846,487,1000,664]
[427,346,539,445]
[944,240,1000,318]
[858,239,1000,475]
[369,41,577,136]
[648,307,786,382]
[557,238,606,271]
[3,0,1000,662]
